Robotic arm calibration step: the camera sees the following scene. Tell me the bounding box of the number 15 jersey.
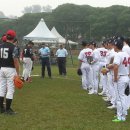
[0,42,18,68]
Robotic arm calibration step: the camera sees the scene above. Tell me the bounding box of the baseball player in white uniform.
[97,42,109,96]
[89,42,100,94]
[122,38,130,109]
[105,39,117,109]
[122,38,130,56]
[78,41,93,91]
[112,38,129,122]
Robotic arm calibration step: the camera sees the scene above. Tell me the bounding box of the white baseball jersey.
[113,51,130,76]
[122,45,130,56]
[92,48,100,65]
[97,48,109,63]
[78,48,93,64]
[106,48,116,64]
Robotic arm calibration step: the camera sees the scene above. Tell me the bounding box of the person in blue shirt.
[55,44,68,76]
[39,43,52,79]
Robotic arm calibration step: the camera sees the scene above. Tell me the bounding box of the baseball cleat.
[88,91,95,95]
[4,108,17,115]
[107,105,116,109]
[98,92,104,96]
[112,118,125,122]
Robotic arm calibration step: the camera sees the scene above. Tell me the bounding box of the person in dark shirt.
[21,41,34,82]
[0,30,20,115]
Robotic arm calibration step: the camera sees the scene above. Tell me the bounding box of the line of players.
[78,36,130,122]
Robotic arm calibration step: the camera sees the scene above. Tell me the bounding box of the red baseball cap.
[6,30,16,39]
[1,35,7,42]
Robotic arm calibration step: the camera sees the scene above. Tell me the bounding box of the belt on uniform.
[23,56,31,58]
[119,75,128,76]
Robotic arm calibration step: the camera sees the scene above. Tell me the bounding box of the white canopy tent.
[23,18,57,42]
[51,27,78,45]
[51,27,66,43]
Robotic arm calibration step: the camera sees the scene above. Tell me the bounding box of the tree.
[0,4,130,41]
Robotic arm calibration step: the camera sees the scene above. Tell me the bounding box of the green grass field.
[0,65,130,130]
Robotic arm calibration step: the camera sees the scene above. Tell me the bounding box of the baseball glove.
[101,67,108,75]
[14,76,24,89]
[77,68,82,76]
[125,85,129,96]
[87,56,93,64]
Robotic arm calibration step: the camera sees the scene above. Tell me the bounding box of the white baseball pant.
[114,76,129,120]
[0,67,16,99]
[99,62,108,94]
[81,63,91,90]
[22,57,32,81]
[107,73,116,105]
[91,64,100,93]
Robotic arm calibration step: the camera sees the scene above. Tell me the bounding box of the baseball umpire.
[55,44,68,76]
[39,43,52,79]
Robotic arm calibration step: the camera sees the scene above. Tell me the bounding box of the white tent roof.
[32,40,56,44]
[23,18,57,41]
[68,40,78,45]
[51,27,78,45]
[51,27,66,43]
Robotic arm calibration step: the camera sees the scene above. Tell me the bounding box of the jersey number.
[100,51,107,57]
[85,52,92,57]
[0,48,9,59]
[122,57,130,67]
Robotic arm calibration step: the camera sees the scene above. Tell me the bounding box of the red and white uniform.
[122,44,130,56]
[78,48,93,90]
[122,44,130,109]
[97,47,109,95]
[106,49,117,106]
[113,51,129,121]
[90,48,100,94]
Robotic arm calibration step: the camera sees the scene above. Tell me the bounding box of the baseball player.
[122,38,130,109]
[122,37,130,55]
[105,39,117,109]
[0,30,20,114]
[89,42,100,94]
[78,41,93,91]
[112,38,129,122]
[97,42,109,96]
[1,34,7,43]
[21,41,34,82]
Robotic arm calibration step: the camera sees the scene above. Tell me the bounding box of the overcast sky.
[0,0,129,16]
